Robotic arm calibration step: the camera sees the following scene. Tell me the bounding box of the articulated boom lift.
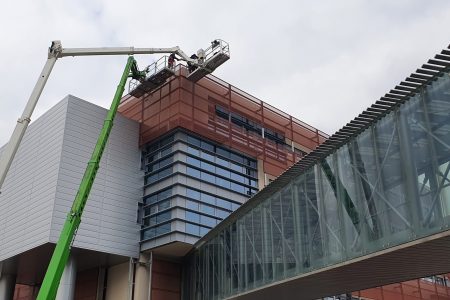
[0,39,229,300]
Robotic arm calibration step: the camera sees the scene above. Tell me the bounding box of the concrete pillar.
[0,262,16,300]
[55,255,77,300]
[105,262,130,300]
[134,253,152,300]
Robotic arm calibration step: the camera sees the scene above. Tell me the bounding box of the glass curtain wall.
[183,73,450,299]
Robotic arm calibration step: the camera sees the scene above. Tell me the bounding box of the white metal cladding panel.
[0,97,69,261]
[50,96,142,258]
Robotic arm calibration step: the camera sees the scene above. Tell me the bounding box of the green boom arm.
[37,56,138,300]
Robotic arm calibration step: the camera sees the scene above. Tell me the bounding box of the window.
[200,215,216,227]
[216,167,231,178]
[143,188,172,207]
[186,211,200,223]
[217,177,231,189]
[200,226,210,236]
[186,223,200,236]
[142,228,155,240]
[145,194,157,205]
[187,167,201,178]
[201,193,215,205]
[216,157,229,167]
[201,172,215,184]
[217,147,231,159]
[186,188,201,200]
[159,167,172,179]
[186,200,198,210]
[230,162,243,173]
[158,200,170,211]
[160,135,174,147]
[159,156,172,168]
[187,146,200,156]
[159,188,172,200]
[156,223,171,235]
[187,156,201,167]
[200,161,215,173]
[216,198,232,210]
[145,167,173,185]
[187,135,201,147]
[230,172,245,184]
[231,203,240,211]
[215,105,290,146]
[201,140,214,152]
[215,105,229,119]
[216,209,229,219]
[200,204,215,215]
[157,211,171,223]
[230,182,245,194]
[200,151,214,162]
[161,146,172,157]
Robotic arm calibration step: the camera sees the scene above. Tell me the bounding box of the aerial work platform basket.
[129,56,175,98]
[187,39,230,82]
[128,39,230,97]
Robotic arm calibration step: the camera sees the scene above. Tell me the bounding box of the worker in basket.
[187,53,199,73]
[168,53,178,69]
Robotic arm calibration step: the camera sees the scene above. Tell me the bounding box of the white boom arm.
[0,40,197,191]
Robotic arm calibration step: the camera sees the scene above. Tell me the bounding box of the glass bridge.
[182,45,450,299]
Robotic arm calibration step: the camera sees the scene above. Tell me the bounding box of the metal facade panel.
[0,97,69,261]
[50,96,142,258]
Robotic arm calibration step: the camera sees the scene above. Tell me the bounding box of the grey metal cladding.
[0,95,142,261]
[51,95,142,258]
[0,97,69,261]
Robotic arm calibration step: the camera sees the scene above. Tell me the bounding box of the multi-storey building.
[0,65,326,300]
[1,59,449,300]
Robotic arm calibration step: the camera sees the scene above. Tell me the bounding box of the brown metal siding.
[119,67,327,179]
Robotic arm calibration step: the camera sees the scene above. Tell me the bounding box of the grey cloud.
[1,0,449,145]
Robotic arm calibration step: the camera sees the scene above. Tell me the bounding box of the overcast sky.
[1,0,449,145]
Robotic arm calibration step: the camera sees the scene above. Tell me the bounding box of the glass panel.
[270,193,284,280]
[262,199,273,282]
[354,129,386,251]
[187,188,201,200]
[201,151,215,162]
[186,200,198,211]
[187,135,201,147]
[375,113,411,244]
[187,156,201,167]
[319,156,344,264]
[216,209,230,219]
[187,211,200,223]
[201,193,216,205]
[201,140,215,152]
[161,146,172,157]
[244,213,254,289]
[187,223,200,236]
[280,186,297,274]
[200,204,215,215]
[217,198,232,210]
[201,172,216,184]
[336,144,364,258]
[201,161,215,173]
[231,222,239,293]
[187,167,201,178]
[305,167,324,269]
[159,200,170,211]
[159,188,172,200]
[200,226,210,236]
[187,146,200,156]
[422,76,450,229]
